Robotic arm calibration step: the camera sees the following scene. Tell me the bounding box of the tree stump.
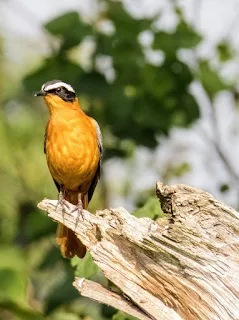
[38,182,239,320]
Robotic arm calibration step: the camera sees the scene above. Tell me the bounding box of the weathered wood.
[73,278,152,320]
[38,182,239,320]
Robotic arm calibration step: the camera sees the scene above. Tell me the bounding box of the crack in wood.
[38,181,239,320]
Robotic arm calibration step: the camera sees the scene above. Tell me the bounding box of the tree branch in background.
[38,181,239,320]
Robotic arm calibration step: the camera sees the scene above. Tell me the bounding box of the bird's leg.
[74,193,83,231]
[77,192,83,215]
[56,187,64,211]
[56,186,70,217]
[55,187,66,224]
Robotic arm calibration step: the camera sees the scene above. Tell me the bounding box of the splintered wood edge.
[156,180,239,219]
[38,198,183,320]
[73,278,152,320]
[38,183,239,320]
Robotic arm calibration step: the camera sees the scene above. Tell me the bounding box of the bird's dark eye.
[56,87,62,93]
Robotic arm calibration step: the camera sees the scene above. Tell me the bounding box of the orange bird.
[35,80,102,259]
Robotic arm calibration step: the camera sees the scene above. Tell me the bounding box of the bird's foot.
[56,190,64,212]
[56,190,71,226]
[74,194,83,231]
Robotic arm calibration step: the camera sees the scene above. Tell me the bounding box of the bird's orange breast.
[45,108,99,193]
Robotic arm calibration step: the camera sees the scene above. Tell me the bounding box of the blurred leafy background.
[1,0,239,319]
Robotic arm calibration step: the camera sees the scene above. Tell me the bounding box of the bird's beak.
[34,90,47,97]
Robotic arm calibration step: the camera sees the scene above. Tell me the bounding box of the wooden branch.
[38,181,239,320]
[73,278,152,320]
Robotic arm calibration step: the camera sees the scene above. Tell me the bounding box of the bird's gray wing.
[88,118,103,202]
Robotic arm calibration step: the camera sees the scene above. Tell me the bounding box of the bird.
[35,80,102,259]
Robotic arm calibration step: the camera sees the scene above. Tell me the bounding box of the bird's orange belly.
[46,131,99,192]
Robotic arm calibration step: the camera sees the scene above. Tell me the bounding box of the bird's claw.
[73,199,83,218]
[55,191,70,211]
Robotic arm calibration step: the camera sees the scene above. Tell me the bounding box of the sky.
[1,0,239,210]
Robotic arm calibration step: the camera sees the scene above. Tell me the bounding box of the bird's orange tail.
[56,192,87,259]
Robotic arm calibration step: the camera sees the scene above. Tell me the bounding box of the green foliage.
[71,253,99,278]
[24,1,201,154]
[23,57,83,94]
[106,1,152,37]
[198,60,229,99]
[112,311,137,320]
[44,270,78,315]
[133,197,163,220]
[45,12,93,51]
[0,269,27,304]
[0,301,44,320]
[163,162,191,182]
[153,21,202,55]
[0,246,44,319]
[0,1,235,319]
[23,211,54,241]
[217,41,234,62]
[0,247,26,303]
[220,183,230,193]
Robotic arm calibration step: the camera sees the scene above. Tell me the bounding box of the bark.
[38,182,239,320]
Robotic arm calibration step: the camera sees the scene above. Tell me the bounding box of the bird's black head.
[35,80,76,102]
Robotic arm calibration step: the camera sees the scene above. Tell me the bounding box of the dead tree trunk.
[38,182,239,320]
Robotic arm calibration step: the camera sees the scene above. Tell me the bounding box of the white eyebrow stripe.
[43,82,75,93]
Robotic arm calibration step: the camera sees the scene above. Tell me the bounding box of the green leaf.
[45,12,92,50]
[77,72,110,98]
[176,21,202,48]
[49,311,82,320]
[0,246,25,273]
[23,211,54,241]
[107,1,152,38]
[44,271,78,314]
[220,183,229,193]
[0,269,27,304]
[133,197,163,219]
[170,93,200,127]
[0,300,44,320]
[112,311,137,320]
[38,247,62,270]
[103,147,128,160]
[95,1,148,75]
[217,42,233,62]
[164,162,191,181]
[23,57,82,94]
[153,21,201,54]
[198,60,229,98]
[71,252,99,279]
